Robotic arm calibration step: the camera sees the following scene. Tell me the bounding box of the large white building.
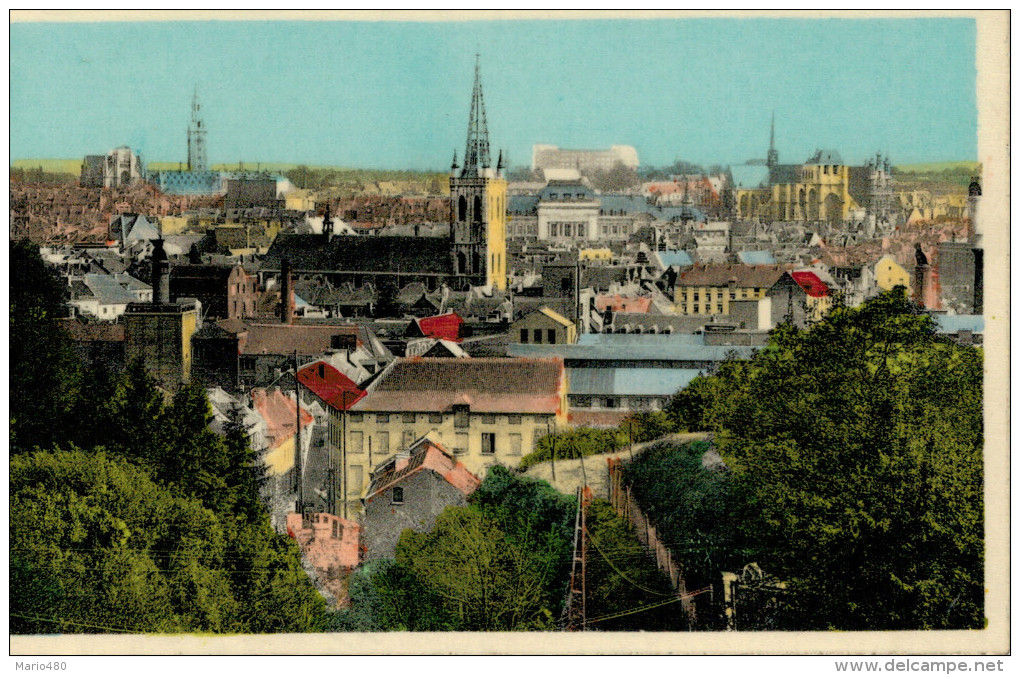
[532,144,639,174]
[104,146,144,188]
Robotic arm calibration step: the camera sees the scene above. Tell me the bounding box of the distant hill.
[11,159,82,175]
[893,161,981,174]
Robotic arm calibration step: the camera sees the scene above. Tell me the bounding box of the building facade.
[532,144,639,173]
[674,264,787,316]
[342,357,568,512]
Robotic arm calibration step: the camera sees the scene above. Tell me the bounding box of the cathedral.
[262,59,507,292]
[735,115,896,235]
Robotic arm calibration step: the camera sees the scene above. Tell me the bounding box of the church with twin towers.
[262,58,508,292]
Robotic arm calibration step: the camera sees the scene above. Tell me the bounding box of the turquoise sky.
[11,18,977,170]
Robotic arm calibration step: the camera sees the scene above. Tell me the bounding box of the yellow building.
[873,255,911,293]
[341,358,567,512]
[123,300,199,391]
[512,306,577,345]
[284,189,316,212]
[735,142,892,226]
[579,248,613,262]
[675,264,787,316]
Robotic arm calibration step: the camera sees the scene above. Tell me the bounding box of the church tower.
[449,56,507,290]
[766,111,779,173]
[187,86,208,172]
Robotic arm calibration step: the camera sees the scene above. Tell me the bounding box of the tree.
[519,426,624,470]
[374,277,399,318]
[666,289,984,630]
[589,161,641,193]
[9,240,81,452]
[584,500,682,631]
[396,506,554,631]
[11,449,237,633]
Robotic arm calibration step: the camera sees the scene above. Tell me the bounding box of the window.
[578,223,586,238]
[348,412,363,422]
[402,430,415,447]
[429,413,443,424]
[332,520,341,539]
[520,328,529,344]
[402,413,416,423]
[563,223,572,237]
[482,414,496,424]
[349,431,364,454]
[481,433,496,455]
[533,328,543,344]
[729,293,736,300]
[508,415,522,425]
[693,292,700,301]
[605,398,618,408]
[547,329,557,344]
[693,304,700,313]
[391,486,404,504]
[509,434,522,456]
[376,413,390,423]
[378,432,390,453]
[453,404,470,428]
[454,433,469,455]
[349,465,363,495]
[715,304,722,313]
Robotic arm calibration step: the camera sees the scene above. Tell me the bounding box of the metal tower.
[187,87,208,172]
[766,111,779,171]
[462,54,491,175]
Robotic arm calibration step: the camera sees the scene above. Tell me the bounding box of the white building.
[104,146,143,188]
[532,144,639,173]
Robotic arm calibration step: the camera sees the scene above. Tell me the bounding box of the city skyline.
[11,15,977,170]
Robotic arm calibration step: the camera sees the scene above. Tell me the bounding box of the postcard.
[8,9,1009,658]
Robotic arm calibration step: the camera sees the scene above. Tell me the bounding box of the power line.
[586,529,673,597]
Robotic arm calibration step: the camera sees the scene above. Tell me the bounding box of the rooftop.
[353,357,564,414]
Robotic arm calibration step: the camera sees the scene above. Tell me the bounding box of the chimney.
[151,238,170,305]
[281,258,295,324]
[323,204,334,241]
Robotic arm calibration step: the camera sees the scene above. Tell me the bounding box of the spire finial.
[463,54,491,175]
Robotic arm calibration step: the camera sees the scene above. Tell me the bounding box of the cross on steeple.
[463,54,491,175]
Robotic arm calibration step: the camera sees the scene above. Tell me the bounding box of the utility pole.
[293,350,303,512]
[564,486,591,631]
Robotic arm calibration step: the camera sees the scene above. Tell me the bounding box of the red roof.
[791,271,831,298]
[297,361,365,411]
[252,388,314,449]
[366,436,480,501]
[409,312,464,342]
[595,295,652,314]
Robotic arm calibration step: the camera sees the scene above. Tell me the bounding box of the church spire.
[463,54,491,175]
[766,111,778,170]
[187,85,208,172]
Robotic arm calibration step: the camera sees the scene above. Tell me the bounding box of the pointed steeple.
[187,85,208,172]
[766,111,779,170]
[462,54,491,176]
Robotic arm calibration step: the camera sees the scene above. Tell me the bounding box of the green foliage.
[589,161,641,192]
[519,426,625,470]
[661,289,984,630]
[396,506,556,630]
[11,449,236,633]
[9,251,328,633]
[624,440,746,590]
[10,240,81,452]
[335,468,577,631]
[584,500,683,631]
[620,411,678,444]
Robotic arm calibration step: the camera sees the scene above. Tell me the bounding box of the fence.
[607,456,698,627]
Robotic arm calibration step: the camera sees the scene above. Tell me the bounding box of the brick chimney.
[281,258,294,324]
